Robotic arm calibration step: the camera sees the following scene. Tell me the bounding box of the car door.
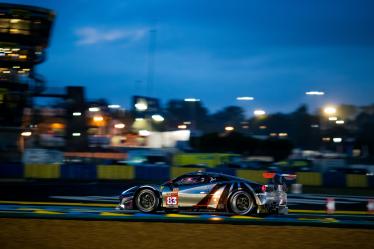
[161,175,216,208]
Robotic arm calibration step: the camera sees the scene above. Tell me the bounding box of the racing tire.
[135,189,159,213]
[229,190,255,215]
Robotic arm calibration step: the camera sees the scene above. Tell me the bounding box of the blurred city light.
[311,124,319,128]
[108,104,121,109]
[236,96,254,101]
[50,123,64,129]
[88,107,100,112]
[333,137,342,143]
[21,131,32,137]
[336,120,345,125]
[259,125,267,129]
[178,124,187,129]
[135,102,147,111]
[183,121,191,125]
[322,137,331,142]
[328,116,338,121]
[184,98,200,102]
[151,114,164,122]
[279,133,288,137]
[93,116,104,122]
[72,132,81,137]
[270,133,277,137]
[305,91,325,96]
[114,123,125,129]
[254,109,266,116]
[72,112,81,116]
[324,106,337,115]
[135,118,144,121]
[139,130,151,136]
[224,126,234,131]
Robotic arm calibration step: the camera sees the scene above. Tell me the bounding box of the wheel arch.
[133,186,162,210]
[225,181,258,212]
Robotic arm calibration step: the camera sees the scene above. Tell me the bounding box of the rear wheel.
[135,189,159,213]
[229,191,255,215]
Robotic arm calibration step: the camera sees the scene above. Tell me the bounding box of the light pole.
[184,98,200,132]
[305,91,326,150]
[236,96,254,119]
[305,91,325,111]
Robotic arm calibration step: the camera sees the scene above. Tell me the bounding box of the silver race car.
[117,171,295,215]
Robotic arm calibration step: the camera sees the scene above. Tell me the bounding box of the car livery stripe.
[232,182,239,193]
[193,184,224,208]
[217,184,231,210]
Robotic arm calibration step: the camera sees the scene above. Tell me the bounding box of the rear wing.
[263,172,296,185]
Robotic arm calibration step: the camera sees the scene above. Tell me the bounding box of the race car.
[116,171,295,215]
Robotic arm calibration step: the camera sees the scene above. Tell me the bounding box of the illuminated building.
[0,3,54,161]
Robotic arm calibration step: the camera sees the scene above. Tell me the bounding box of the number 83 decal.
[166,192,178,206]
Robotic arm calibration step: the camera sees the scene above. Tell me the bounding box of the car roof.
[182,171,243,181]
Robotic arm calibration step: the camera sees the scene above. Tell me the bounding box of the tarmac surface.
[0,200,373,228]
[1,181,373,249]
[2,218,373,249]
[0,180,373,228]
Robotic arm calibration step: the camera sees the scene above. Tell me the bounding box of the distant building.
[0,3,55,161]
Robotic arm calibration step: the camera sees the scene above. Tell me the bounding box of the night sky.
[8,0,374,114]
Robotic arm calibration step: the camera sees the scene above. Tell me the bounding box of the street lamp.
[225,126,234,131]
[151,114,164,122]
[21,131,32,137]
[135,102,147,111]
[324,106,337,115]
[89,107,100,112]
[108,104,121,109]
[254,109,266,116]
[328,116,338,121]
[114,123,125,129]
[184,98,200,102]
[236,96,254,101]
[93,116,104,122]
[305,91,325,96]
[333,137,342,143]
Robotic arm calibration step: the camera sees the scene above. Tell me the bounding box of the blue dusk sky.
[7,0,374,113]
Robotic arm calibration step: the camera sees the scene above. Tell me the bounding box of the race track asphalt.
[1,218,374,249]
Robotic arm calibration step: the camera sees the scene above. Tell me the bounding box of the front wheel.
[135,189,159,213]
[229,191,255,215]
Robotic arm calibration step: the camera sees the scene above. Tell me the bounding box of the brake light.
[261,185,267,192]
[263,172,276,179]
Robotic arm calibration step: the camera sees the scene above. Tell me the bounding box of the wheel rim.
[231,191,253,215]
[137,190,156,212]
[236,194,250,211]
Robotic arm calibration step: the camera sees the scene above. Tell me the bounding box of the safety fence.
[0,163,373,188]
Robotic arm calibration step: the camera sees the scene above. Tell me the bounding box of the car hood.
[120,184,161,197]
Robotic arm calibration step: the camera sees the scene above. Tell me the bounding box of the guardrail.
[0,163,373,188]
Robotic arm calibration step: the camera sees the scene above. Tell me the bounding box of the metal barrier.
[0,163,372,188]
[24,164,60,179]
[61,164,97,180]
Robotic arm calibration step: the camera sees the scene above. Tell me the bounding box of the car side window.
[174,176,210,186]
